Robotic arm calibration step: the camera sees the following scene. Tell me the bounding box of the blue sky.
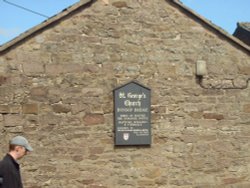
[0,0,249,45]
[180,0,250,34]
[0,0,78,45]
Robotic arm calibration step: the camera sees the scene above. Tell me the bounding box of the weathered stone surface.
[0,105,9,114]
[3,114,24,127]
[45,64,83,75]
[22,104,39,114]
[203,113,224,120]
[112,1,128,8]
[238,66,250,75]
[88,147,105,155]
[0,76,7,85]
[83,114,105,125]
[81,88,103,97]
[30,87,48,101]
[243,104,250,113]
[52,104,71,113]
[0,0,250,187]
[22,62,44,75]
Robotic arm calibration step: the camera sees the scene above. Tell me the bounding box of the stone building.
[233,22,250,46]
[0,0,250,187]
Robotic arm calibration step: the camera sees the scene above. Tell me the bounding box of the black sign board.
[114,81,151,145]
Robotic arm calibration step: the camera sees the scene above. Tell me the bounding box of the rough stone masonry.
[0,0,250,187]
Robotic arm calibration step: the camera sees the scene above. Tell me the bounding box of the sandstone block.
[4,114,24,127]
[112,1,128,8]
[243,104,250,113]
[0,76,7,85]
[30,87,48,101]
[83,114,105,125]
[45,64,82,75]
[22,104,39,114]
[137,180,155,186]
[81,88,103,97]
[189,111,203,119]
[239,66,250,75]
[88,147,105,155]
[145,168,162,179]
[23,62,44,75]
[6,126,23,133]
[0,105,10,113]
[203,113,224,120]
[9,105,21,114]
[52,104,71,113]
[223,177,245,185]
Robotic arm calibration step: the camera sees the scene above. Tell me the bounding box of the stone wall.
[0,0,250,187]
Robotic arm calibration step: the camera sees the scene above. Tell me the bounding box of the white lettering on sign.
[118,92,147,100]
[134,108,148,112]
[127,92,146,100]
[124,100,141,107]
[119,92,126,98]
[117,108,133,112]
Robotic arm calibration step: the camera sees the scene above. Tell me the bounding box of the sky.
[180,0,250,34]
[0,0,249,45]
[0,0,79,45]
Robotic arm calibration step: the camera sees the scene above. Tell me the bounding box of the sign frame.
[113,81,151,146]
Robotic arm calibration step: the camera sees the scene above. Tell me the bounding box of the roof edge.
[170,0,250,54]
[0,0,249,55]
[0,0,93,53]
